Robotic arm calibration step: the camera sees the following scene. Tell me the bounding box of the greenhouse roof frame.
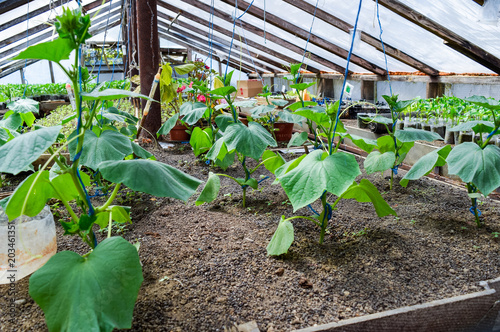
[1,0,500,82]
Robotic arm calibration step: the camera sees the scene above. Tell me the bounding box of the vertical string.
[375,0,392,96]
[22,2,30,97]
[330,0,363,155]
[299,0,320,69]
[96,0,114,85]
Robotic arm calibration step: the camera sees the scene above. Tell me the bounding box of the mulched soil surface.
[1,142,500,332]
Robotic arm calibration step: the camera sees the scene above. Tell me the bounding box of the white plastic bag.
[0,206,57,284]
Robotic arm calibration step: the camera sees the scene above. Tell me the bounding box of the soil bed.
[1,142,500,331]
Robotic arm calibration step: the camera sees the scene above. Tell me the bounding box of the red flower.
[197,95,206,102]
[177,85,186,93]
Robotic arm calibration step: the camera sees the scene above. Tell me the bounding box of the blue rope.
[224,0,255,81]
[391,164,399,175]
[469,187,482,217]
[487,127,498,139]
[308,204,320,216]
[96,0,113,85]
[375,0,392,96]
[258,176,269,184]
[330,0,363,155]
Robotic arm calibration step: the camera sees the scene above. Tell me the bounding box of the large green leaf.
[0,128,9,144]
[233,100,257,108]
[209,86,236,96]
[99,160,201,201]
[190,127,213,156]
[7,98,39,114]
[51,172,90,202]
[287,132,308,148]
[341,179,397,217]
[278,150,361,211]
[157,113,180,137]
[286,101,316,112]
[276,110,305,124]
[0,125,61,175]
[29,237,143,332]
[267,216,294,256]
[345,134,377,153]
[12,38,73,62]
[395,128,443,143]
[270,99,289,107]
[103,107,139,125]
[449,121,495,134]
[180,102,208,125]
[294,108,330,127]
[250,105,275,117]
[81,89,152,101]
[262,150,285,174]
[174,63,196,75]
[223,122,276,160]
[466,95,500,110]
[364,151,396,174]
[289,82,316,91]
[360,115,393,125]
[69,130,132,170]
[131,142,155,160]
[195,172,221,206]
[215,114,235,132]
[400,145,452,187]
[447,143,500,196]
[0,112,23,130]
[5,171,54,220]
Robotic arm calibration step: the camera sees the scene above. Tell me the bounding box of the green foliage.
[29,237,143,332]
[267,216,294,256]
[195,172,221,206]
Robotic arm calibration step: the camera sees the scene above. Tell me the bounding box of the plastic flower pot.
[273,122,294,141]
[170,124,191,142]
[0,205,57,284]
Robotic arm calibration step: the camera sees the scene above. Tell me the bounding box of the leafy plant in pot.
[400,95,500,227]
[0,8,201,331]
[267,99,397,255]
[195,71,284,208]
[250,85,299,142]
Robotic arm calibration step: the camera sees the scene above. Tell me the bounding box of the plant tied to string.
[0,7,201,331]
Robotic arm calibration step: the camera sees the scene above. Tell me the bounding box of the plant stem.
[285,215,321,227]
[242,187,247,208]
[107,212,113,238]
[96,183,122,213]
[319,193,328,244]
[467,183,481,227]
[390,171,394,190]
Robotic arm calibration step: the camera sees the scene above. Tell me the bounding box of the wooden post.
[48,60,55,83]
[137,0,161,140]
[361,80,376,102]
[426,82,446,99]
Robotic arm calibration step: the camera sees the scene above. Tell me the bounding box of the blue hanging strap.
[375,0,392,96]
[469,187,482,217]
[391,164,399,175]
[258,176,270,184]
[487,127,498,139]
[308,204,320,216]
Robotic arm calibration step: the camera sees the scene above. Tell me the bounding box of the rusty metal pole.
[136,0,161,140]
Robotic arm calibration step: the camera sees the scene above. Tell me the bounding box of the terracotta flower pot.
[170,124,191,142]
[273,122,294,141]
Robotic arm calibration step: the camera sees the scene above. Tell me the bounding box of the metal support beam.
[161,0,345,73]
[282,0,439,76]
[221,0,387,75]
[376,0,500,75]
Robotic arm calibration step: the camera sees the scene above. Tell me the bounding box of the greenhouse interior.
[1,0,500,331]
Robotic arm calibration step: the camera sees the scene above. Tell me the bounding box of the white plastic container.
[0,206,56,284]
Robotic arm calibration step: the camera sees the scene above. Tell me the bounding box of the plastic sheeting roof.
[1,0,500,80]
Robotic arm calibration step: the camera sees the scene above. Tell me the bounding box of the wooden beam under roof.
[376,0,500,75]
[158,31,254,73]
[221,0,387,75]
[282,0,439,76]
[82,0,113,13]
[0,0,34,16]
[0,19,121,78]
[158,24,275,73]
[162,0,346,73]
[158,1,320,73]
[157,12,285,72]
[0,10,122,64]
[472,0,485,5]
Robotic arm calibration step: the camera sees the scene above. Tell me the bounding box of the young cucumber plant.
[267,98,397,256]
[195,72,284,207]
[400,95,500,227]
[356,95,443,189]
[0,7,201,331]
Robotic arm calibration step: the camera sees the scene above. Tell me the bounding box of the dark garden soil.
[1,142,500,332]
